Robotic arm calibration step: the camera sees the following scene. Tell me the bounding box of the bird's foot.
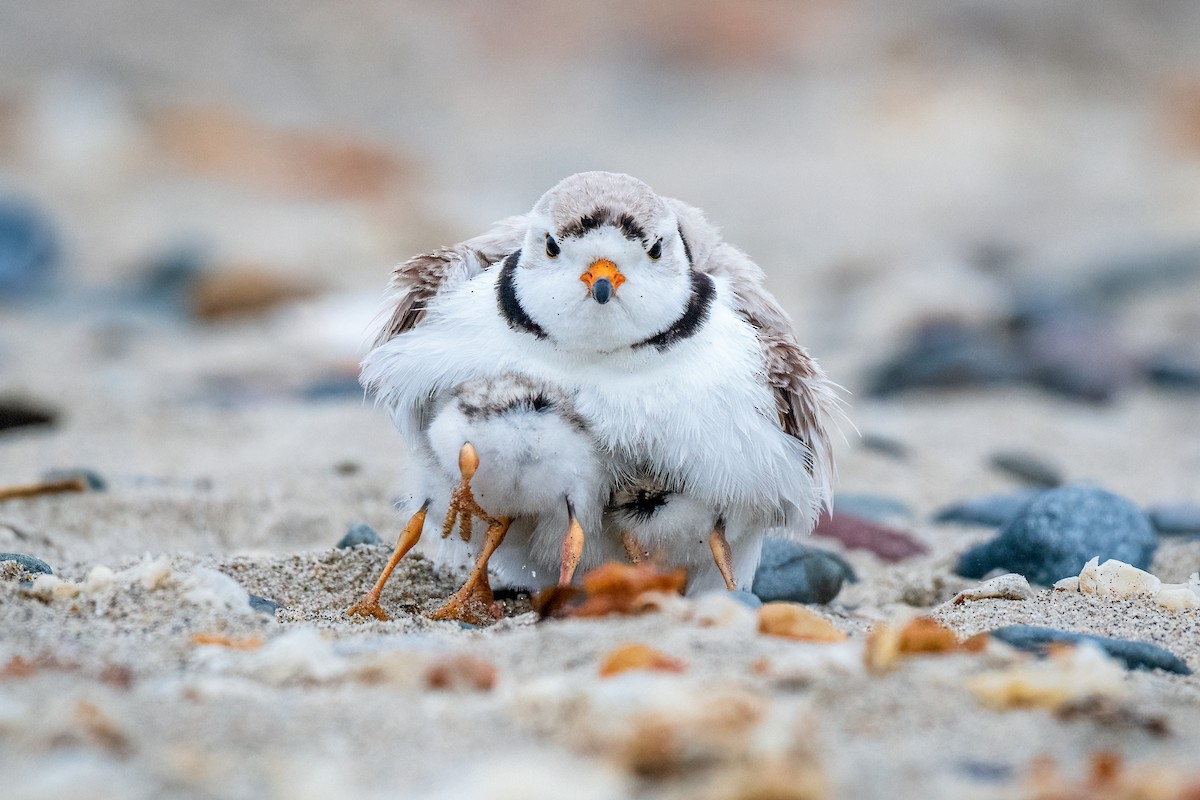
[346,502,429,622]
[429,516,512,626]
[708,523,737,591]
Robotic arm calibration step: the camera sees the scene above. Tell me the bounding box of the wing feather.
[371,215,528,347]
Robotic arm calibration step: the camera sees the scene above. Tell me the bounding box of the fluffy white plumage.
[363,171,841,593]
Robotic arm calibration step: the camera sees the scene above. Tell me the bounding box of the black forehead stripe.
[631,269,715,351]
[558,206,646,244]
[496,250,549,340]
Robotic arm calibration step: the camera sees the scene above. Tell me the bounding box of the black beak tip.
[592,278,613,305]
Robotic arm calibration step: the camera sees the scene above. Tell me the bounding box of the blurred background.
[1,1,1199,559]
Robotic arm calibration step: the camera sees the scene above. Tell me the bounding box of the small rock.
[952,574,1034,604]
[752,539,856,604]
[248,594,280,616]
[955,486,1156,586]
[0,397,58,433]
[189,266,317,321]
[1145,350,1200,391]
[834,493,912,522]
[0,552,53,577]
[1147,503,1200,535]
[813,512,928,563]
[725,589,763,609]
[857,433,909,459]
[336,523,383,549]
[865,319,1027,397]
[933,490,1043,527]
[988,451,1062,488]
[990,625,1191,675]
[0,197,59,296]
[300,374,365,401]
[41,468,107,491]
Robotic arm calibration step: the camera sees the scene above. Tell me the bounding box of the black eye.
[545,234,560,259]
[648,239,662,261]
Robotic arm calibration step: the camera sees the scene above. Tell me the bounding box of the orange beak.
[579,259,626,305]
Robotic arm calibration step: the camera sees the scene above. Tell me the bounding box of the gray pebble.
[337,523,383,549]
[834,493,912,523]
[990,625,1191,675]
[725,589,763,609]
[955,485,1156,586]
[988,451,1062,488]
[248,594,280,616]
[1147,504,1200,536]
[933,490,1043,527]
[42,468,107,491]
[0,197,59,296]
[752,538,856,604]
[0,552,53,576]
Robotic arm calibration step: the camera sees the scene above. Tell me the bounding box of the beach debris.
[0,475,89,502]
[752,539,856,604]
[955,485,1157,586]
[813,511,928,562]
[952,573,1035,604]
[0,196,58,296]
[532,562,687,619]
[247,594,281,616]
[599,644,687,678]
[757,603,847,643]
[988,450,1063,488]
[424,652,497,692]
[857,432,909,459]
[1148,503,1200,535]
[934,489,1042,527]
[336,522,383,549]
[189,265,318,321]
[1053,557,1200,611]
[865,617,986,671]
[0,397,58,434]
[190,633,263,650]
[41,468,107,491]
[968,641,1128,710]
[151,105,410,201]
[0,552,53,578]
[1027,751,1200,800]
[832,492,912,522]
[865,318,1027,397]
[990,625,1191,674]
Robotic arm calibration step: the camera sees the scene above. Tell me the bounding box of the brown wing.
[669,198,841,497]
[372,215,528,347]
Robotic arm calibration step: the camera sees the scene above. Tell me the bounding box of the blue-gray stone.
[834,493,912,522]
[42,468,107,491]
[0,198,58,296]
[752,538,856,604]
[988,451,1062,488]
[337,523,383,549]
[248,594,280,615]
[934,490,1043,528]
[0,553,53,576]
[1147,504,1200,536]
[991,625,1191,675]
[955,486,1156,586]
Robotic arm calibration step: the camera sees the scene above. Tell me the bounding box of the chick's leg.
[347,501,430,621]
[558,497,585,586]
[440,443,486,543]
[429,516,512,625]
[708,521,737,591]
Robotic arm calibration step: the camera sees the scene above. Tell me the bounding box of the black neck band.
[632,269,715,352]
[496,250,549,340]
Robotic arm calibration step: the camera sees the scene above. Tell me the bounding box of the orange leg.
[440,443,486,543]
[347,502,429,621]
[429,516,512,625]
[708,522,737,591]
[558,498,585,585]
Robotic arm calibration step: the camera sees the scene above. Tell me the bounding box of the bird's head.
[508,172,696,353]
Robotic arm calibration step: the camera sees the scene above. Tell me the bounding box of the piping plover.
[357,171,841,617]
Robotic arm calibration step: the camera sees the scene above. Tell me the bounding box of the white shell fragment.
[1055,557,1200,610]
[952,573,1034,604]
